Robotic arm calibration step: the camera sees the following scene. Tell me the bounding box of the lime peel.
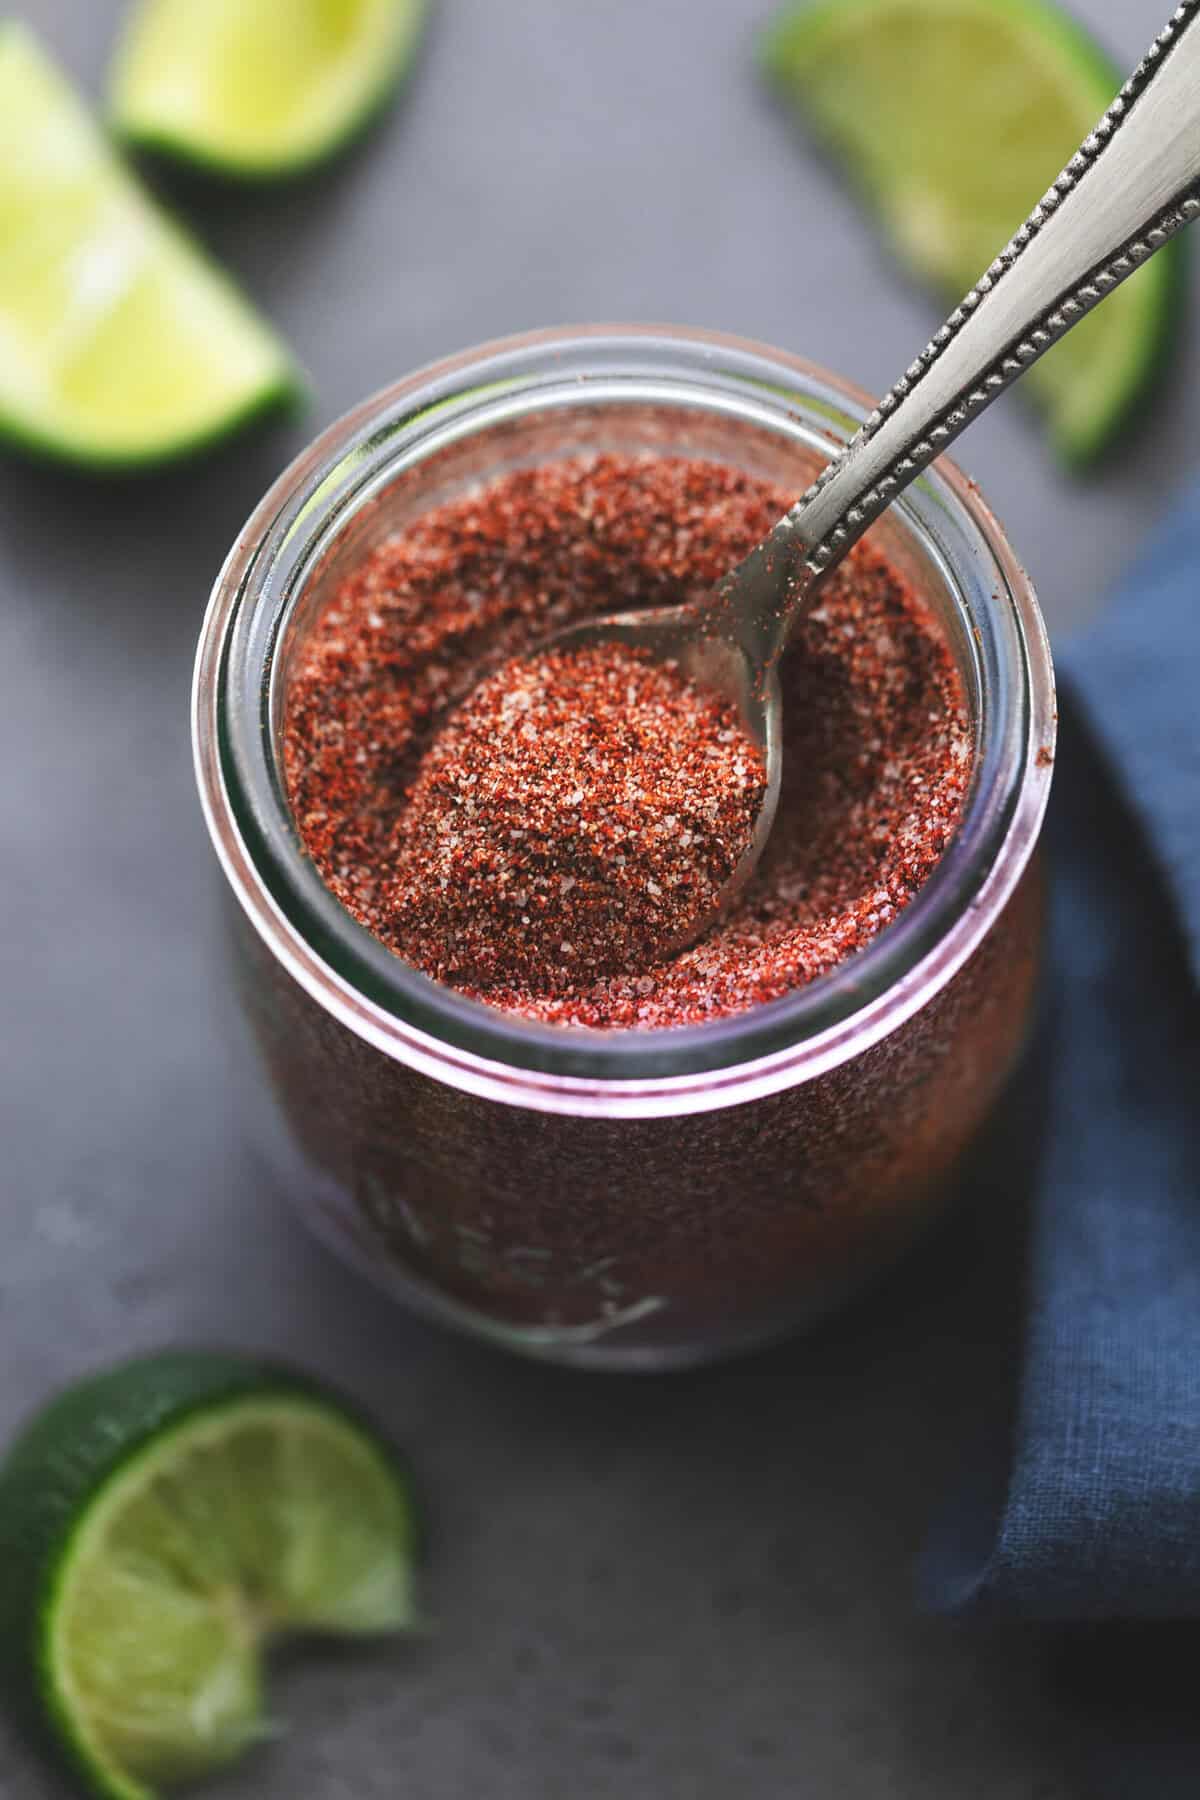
[0,1353,418,1800]
[0,23,300,470]
[108,0,429,180]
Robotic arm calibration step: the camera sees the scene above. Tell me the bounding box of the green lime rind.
[108,0,429,182]
[0,1351,418,1800]
[0,23,303,472]
[759,0,1185,468]
[0,371,306,479]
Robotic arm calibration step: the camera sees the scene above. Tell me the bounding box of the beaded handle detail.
[732,0,1200,626]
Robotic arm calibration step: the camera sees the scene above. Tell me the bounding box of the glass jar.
[193,326,1054,1369]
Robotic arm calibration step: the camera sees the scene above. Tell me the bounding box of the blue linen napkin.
[919,482,1200,1790]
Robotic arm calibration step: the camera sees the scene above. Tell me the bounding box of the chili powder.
[389,642,767,989]
[284,453,971,1027]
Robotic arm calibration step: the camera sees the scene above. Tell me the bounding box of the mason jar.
[193,325,1054,1369]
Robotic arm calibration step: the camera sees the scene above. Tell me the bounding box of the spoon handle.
[744,0,1200,647]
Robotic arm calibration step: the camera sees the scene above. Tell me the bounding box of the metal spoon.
[546,0,1200,929]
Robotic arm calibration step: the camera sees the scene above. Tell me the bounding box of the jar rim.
[193,324,1055,1117]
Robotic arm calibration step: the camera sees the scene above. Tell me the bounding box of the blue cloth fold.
[919,479,1200,1788]
[1068,491,1200,991]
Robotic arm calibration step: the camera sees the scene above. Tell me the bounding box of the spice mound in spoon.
[386,641,768,991]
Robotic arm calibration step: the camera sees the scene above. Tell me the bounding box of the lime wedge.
[109,0,428,179]
[760,0,1183,466]
[0,1352,418,1799]
[0,23,299,469]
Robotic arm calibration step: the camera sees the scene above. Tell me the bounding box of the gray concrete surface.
[2,2,1194,1795]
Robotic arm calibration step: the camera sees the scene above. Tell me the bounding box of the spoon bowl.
[542,598,785,932]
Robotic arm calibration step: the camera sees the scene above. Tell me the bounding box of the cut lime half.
[109,0,429,180]
[760,0,1184,466]
[0,23,299,470]
[0,1352,418,1800]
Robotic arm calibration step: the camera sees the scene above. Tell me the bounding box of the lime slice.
[109,0,428,180]
[0,1352,418,1799]
[760,0,1184,466]
[0,23,299,469]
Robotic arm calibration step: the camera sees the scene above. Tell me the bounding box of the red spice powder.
[388,642,766,989]
[284,453,972,1028]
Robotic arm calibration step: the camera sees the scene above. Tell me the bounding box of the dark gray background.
[2,3,1193,1795]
